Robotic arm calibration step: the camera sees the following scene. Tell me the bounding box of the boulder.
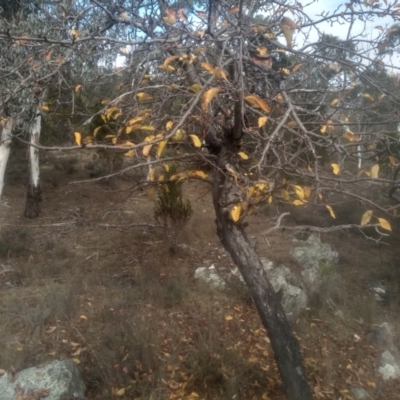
[378,351,400,380]
[0,360,85,400]
[290,234,338,294]
[194,265,226,289]
[367,322,396,353]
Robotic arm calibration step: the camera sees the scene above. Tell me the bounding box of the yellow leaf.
[281,68,290,75]
[137,92,153,102]
[202,88,221,111]
[189,83,202,93]
[343,132,355,141]
[157,140,168,157]
[330,98,340,106]
[257,46,268,56]
[244,95,270,113]
[189,170,207,179]
[72,358,81,364]
[189,134,202,148]
[326,205,336,219]
[389,156,397,165]
[163,8,177,24]
[258,116,268,127]
[201,62,215,73]
[143,144,153,156]
[292,63,302,72]
[74,132,82,146]
[282,189,290,201]
[74,84,82,92]
[331,163,340,175]
[292,185,304,200]
[214,67,229,81]
[292,199,306,206]
[304,187,311,198]
[166,121,174,130]
[116,388,126,396]
[163,55,179,67]
[225,315,234,321]
[280,24,293,47]
[378,218,392,231]
[71,28,80,38]
[370,164,379,178]
[238,152,248,160]
[361,210,373,225]
[320,125,327,134]
[231,205,241,222]
[362,93,374,101]
[128,117,144,126]
[141,125,155,131]
[80,315,87,320]
[172,129,184,141]
[41,104,50,111]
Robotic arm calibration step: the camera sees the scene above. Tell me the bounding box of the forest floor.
[1,150,400,399]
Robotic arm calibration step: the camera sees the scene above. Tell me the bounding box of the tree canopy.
[2,0,400,398]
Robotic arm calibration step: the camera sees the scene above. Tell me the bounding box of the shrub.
[154,165,193,253]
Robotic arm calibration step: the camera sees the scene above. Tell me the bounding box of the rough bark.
[212,165,313,400]
[24,183,41,218]
[0,115,14,199]
[24,109,41,218]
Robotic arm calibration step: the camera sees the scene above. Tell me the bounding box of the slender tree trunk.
[212,165,313,400]
[24,109,41,218]
[0,116,14,199]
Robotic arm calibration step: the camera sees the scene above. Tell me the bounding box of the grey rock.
[290,235,338,294]
[349,386,370,399]
[378,351,400,380]
[0,359,86,400]
[194,265,226,289]
[367,323,396,353]
[369,280,390,304]
[266,265,308,321]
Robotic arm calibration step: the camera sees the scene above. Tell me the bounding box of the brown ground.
[1,150,400,399]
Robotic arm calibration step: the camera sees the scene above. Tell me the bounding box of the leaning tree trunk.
[0,115,14,199]
[212,160,313,400]
[24,109,42,218]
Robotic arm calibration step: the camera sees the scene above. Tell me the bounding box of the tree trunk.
[0,116,14,199]
[212,166,313,400]
[24,110,41,218]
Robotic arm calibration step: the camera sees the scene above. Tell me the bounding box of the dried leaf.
[189,134,202,147]
[189,83,202,93]
[228,6,240,14]
[331,163,340,175]
[163,8,177,24]
[74,132,82,146]
[137,92,153,102]
[258,116,268,127]
[326,205,336,219]
[292,185,305,200]
[116,388,126,396]
[230,205,241,222]
[237,152,248,160]
[201,62,215,73]
[202,88,221,111]
[244,95,270,113]
[282,189,290,201]
[370,164,379,178]
[280,24,293,47]
[189,170,207,179]
[362,93,374,101]
[257,46,268,56]
[361,210,373,225]
[157,140,168,157]
[330,98,340,106]
[378,218,392,231]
